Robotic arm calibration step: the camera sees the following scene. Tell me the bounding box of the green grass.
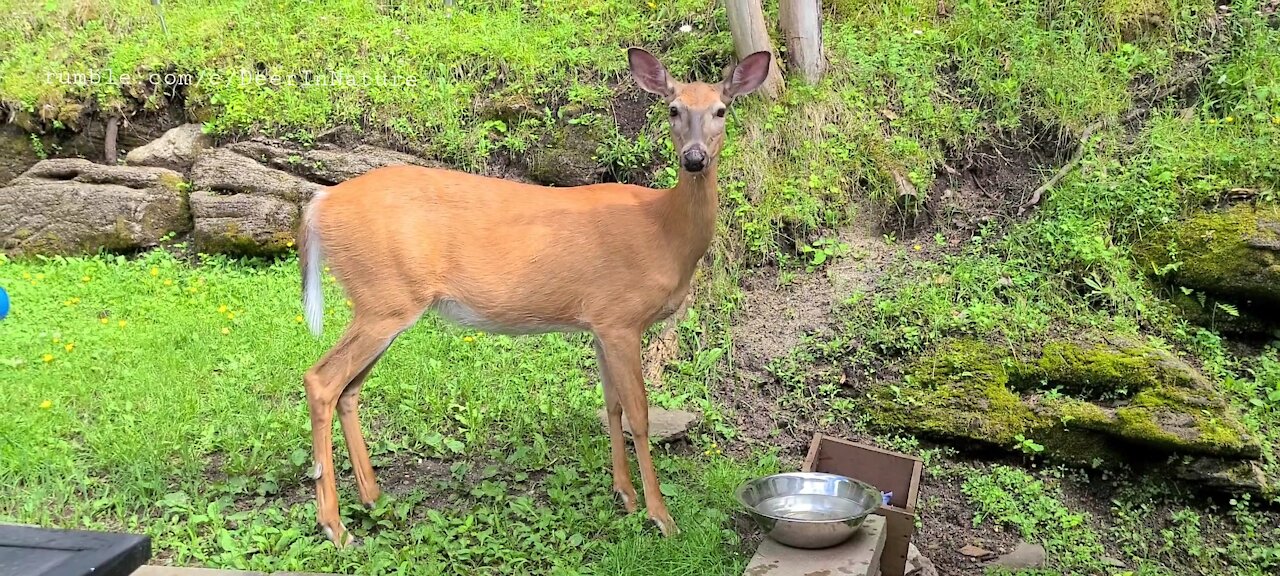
[0,249,780,575]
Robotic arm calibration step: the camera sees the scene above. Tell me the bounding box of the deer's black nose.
[682,148,707,172]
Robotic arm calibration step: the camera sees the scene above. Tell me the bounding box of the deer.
[295,47,772,547]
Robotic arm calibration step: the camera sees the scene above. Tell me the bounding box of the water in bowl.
[756,493,866,521]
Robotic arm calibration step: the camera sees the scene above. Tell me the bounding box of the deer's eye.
[714,107,727,118]
[669,105,679,117]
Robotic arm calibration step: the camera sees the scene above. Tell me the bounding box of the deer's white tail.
[300,192,326,337]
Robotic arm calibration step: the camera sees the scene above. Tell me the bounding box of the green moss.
[870,337,1260,463]
[1135,203,1280,308]
[870,339,1037,447]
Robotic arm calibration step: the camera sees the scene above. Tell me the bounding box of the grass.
[0,248,781,575]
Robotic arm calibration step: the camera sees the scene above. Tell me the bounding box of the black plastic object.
[0,524,150,576]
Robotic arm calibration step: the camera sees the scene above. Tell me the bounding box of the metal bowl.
[735,472,881,549]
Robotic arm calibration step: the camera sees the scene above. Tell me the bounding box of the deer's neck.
[660,165,720,274]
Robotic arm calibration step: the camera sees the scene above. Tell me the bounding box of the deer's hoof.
[321,520,354,548]
[650,513,680,538]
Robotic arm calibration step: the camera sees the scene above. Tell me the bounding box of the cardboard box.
[801,433,922,576]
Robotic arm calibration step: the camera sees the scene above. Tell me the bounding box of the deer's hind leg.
[337,348,389,508]
[305,313,409,547]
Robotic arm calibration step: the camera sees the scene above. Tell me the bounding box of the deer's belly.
[430,298,582,335]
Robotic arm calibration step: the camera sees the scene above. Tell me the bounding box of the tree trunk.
[725,0,785,99]
[779,0,825,84]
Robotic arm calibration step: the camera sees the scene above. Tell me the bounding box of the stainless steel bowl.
[735,472,881,549]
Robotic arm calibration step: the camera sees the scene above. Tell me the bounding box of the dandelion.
[221,327,231,335]
[150,267,159,276]
[345,299,353,308]
[187,286,198,293]
[40,400,52,409]
[323,266,330,273]
[227,312,236,319]
[163,279,173,286]
[286,239,295,248]
[1273,116,1280,125]
[64,342,74,352]
[913,244,922,251]
[22,272,30,279]
[647,1,655,8]
[218,304,228,313]
[463,336,475,343]
[42,354,54,363]
[1225,116,1234,123]
[100,318,109,325]
[118,320,127,328]
[82,276,91,282]
[295,315,304,323]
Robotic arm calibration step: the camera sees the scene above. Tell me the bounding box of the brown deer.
[296,47,772,546]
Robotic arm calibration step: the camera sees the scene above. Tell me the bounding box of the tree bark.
[725,0,785,99]
[779,0,825,84]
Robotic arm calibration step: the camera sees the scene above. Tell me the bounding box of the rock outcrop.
[1135,202,1280,333]
[125,123,213,173]
[189,191,299,256]
[0,159,189,255]
[868,337,1268,495]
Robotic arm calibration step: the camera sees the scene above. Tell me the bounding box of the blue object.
[0,286,8,320]
[882,491,893,506]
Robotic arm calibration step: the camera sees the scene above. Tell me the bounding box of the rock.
[225,139,435,184]
[869,337,1262,492]
[957,544,995,560]
[1102,556,1128,569]
[1169,457,1269,495]
[0,159,189,256]
[190,148,321,203]
[189,191,298,256]
[596,406,699,443]
[0,123,43,185]
[906,543,939,576]
[125,123,213,173]
[526,121,607,187]
[1135,203,1280,331]
[991,541,1046,570]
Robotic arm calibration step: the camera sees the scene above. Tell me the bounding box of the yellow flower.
[295,315,304,323]
[82,276,91,282]
[463,336,475,343]
[227,312,236,319]
[323,266,330,273]
[39,400,52,409]
[117,320,127,327]
[150,267,159,276]
[647,1,655,7]
[286,239,295,247]
[345,299,353,308]
[22,272,31,279]
[1273,116,1280,125]
[221,327,231,335]
[218,304,228,313]
[42,354,54,363]
[100,318,109,325]
[64,342,74,352]
[913,244,922,251]
[187,286,198,293]
[53,337,61,343]
[1224,116,1234,123]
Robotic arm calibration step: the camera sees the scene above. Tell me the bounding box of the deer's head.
[627,47,771,174]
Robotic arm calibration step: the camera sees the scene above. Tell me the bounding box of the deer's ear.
[628,47,676,98]
[721,51,772,100]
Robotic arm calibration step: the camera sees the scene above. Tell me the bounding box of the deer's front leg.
[598,329,679,537]
[595,337,639,512]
